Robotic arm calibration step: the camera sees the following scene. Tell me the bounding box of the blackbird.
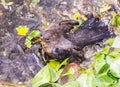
[40,15,112,60]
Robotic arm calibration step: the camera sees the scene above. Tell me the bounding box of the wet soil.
[0,0,120,86]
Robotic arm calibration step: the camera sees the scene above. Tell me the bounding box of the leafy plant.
[32,36,120,87]
[111,12,120,28]
[25,30,41,48]
[32,58,69,87]
[72,13,87,31]
[43,22,49,28]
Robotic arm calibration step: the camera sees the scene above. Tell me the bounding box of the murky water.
[0,0,119,86]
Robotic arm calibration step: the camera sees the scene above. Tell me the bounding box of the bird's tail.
[70,15,113,48]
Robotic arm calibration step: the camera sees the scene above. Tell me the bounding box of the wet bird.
[40,15,112,60]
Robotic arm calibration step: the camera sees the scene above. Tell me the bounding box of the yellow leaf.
[16,26,29,36]
[100,5,111,13]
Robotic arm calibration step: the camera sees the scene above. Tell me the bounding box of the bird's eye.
[46,38,49,41]
[41,34,43,37]
[45,38,50,42]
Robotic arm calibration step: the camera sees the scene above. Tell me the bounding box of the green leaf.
[48,60,60,71]
[98,73,114,83]
[93,53,106,74]
[58,58,69,69]
[104,38,114,46]
[76,73,95,87]
[93,52,105,61]
[107,71,118,81]
[110,60,120,78]
[115,16,120,27]
[112,36,120,48]
[32,59,69,87]
[111,13,120,28]
[32,65,60,87]
[106,55,115,64]
[25,30,41,48]
[28,30,41,39]
[43,22,49,28]
[62,67,75,76]
[63,81,80,87]
[73,20,83,31]
[114,79,120,87]
[61,67,75,81]
[94,78,113,87]
[32,66,50,87]
[48,59,69,77]
[102,46,110,54]
[25,39,32,48]
[109,48,120,59]
[98,63,110,74]
[49,68,59,82]
[52,83,62,87]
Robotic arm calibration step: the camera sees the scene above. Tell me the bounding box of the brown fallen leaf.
[58,63,80,84]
